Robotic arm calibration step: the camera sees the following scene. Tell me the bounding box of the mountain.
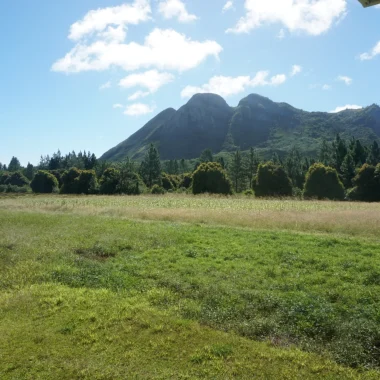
[101,94,380,161]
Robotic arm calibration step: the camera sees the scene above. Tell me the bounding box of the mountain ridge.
[101,93,380,161]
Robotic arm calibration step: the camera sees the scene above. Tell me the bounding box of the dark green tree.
[340,153,356,189]
[77,170,98,194]
[5,172,29,187]
[246,147,260,189]
[319,139,332,166]
[352,140,367,167]
[254,162,292,197]
[192,162,232,195]
[31,171,59,193]
[8,156,21,172]
[303,164,345,200]
[99,168,120,195]
[200,149,213,163]
[332,134,347,172]
[24,163,35,180]
[60,168,81,194]
[140,144,162,188]
[367,141,380,166]
[229,150,246,193]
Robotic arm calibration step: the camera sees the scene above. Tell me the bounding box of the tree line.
[1,135,380,201]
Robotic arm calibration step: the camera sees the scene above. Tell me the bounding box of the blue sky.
[1,0,380,166]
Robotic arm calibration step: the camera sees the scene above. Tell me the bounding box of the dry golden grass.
[1,194,380,238]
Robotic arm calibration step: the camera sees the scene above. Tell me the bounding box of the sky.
[1,0,380,166]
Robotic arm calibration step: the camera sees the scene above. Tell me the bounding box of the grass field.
[1,194,380,379]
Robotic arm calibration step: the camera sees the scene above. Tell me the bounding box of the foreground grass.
[1,196,380,378]
[1,194,380,237]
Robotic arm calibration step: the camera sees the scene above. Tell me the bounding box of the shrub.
[99,168,120,195]
[0,173,10,185]
[243,189,254,196]
[162,173,177,191]
[61,168,81,194]
[151,185,166,194]
[179,173,192,189]
[303,163,345,200]
[192,162,232,195]
[31,171,59,193]
[5,172,29,187]
[254,162,292,197]
[348,164,380,202]
[4,185,30,193]
[77,170,98,194]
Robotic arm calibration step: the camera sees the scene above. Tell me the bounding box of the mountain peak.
[238,93,275,108]
[187,93,229,109]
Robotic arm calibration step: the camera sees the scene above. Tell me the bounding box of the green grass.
[1,195,380,378]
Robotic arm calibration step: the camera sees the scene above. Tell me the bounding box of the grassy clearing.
[1,194,380,237]
[1,195,380,378]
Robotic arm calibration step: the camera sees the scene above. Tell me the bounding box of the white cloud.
[99,81,111,90]
[158,0,197,22]
[181,70,287,98]
[290,65,302,76]
[360,41,380,61]
[113,103,123,109]
[52,28,222,73]
[69,0,151,41]
[227,0,347,35]
[330,104,362,113]
[128,90,150,101]
[322,84,332,90]
[124,103,156,116]
[277,29,285,39]
[119,70,174,93]
[337,75,352,85]
[223,1,234,12]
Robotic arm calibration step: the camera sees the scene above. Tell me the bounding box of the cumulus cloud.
[330,105,362,113]
[337,75,352,85]
[69,0,151,41]
[99,81,111,90]
[290,65,302,76]
[158,0,197,22]
[181,70,287,98]
[124,103,156,116]
[223,1,234,12]
[113,103,123,109]
[128,90,150,101]
[227,0,347,35]
[119,70,174,93]
[277,29,286,39]
[359,41,380,61]
[52,28,222,74]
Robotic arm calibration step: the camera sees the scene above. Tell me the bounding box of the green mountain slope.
[101,93,380,161]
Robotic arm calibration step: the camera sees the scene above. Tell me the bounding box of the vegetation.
[30,170,59,193]
[192,162,232,195]
[1,196,380,378]
[304,164,345,200]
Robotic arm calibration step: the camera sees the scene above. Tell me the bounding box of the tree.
[77,170,98,194]
[99,168,120,194]
[319,139,332,166]
[332,134,347,172]
[31,171,59,193]
[367,141,380,166]
[352,139,367,167]
[200,149,213,163]
[24,163,35,180]
[348,164,380,202]
[192,162,232,195]
[61,168,81,194]
[229,150,246,193]
[8,156,21,172]
[254,162,292,197]
[340,153,356,189]
[140,144,162,188]
[246,147,260,189]
[303,163,345,200]
[284,147,305,189]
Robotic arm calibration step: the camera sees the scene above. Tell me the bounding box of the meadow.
[1,194,380,379]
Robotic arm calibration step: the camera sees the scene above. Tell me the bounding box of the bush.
[192,162,232,195]
[179,173,193,189]
[4,185,30,193]
[162,173,178,191]
[254,162,292,197]
[61,168,81,194]
[151,185,166,195]
[4,172,29,187]
[0,173,10,185]
[303,164,345,200]
[99,168,120,195]
[243,189,254,196]
[348,164,380,202]
[77,170,98,194]
[31,171,59,193]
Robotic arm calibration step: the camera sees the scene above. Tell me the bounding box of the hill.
[101,94,380,161]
